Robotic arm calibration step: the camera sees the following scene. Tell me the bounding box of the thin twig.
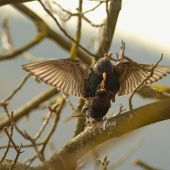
[96,155,109,170]
[9,143,23,170]
[61,92,76,112]
[0,14,14,54]
[48,140,57,154]
[25,96,66,165]
[1,101,59,164]
[129,54,163,114]
[108,41,154,72]
[132,158,162,170]
[24,131,45,162]
[1,103,28,139]
[23,103,59,163]
[38,0,96,57]
[85,36,95,50]
[12,4,92,64]
[82,15,105,27]
[113,104,126,117]
[83,2,103,14]
[34,103,59,140]
[0,142,44,149]
[0,138,10,163]
[39,99,56,109]
[106,41,163,114]
[0,74,30,106]
[4,127,23,152]
[0,14,50,63]
[3,126,24,170]
[53,1,104,27]
[24,155,36,165]
[108,138,144,169]
[0,87,58,131]
[0,125,13,163]
[0,31,47,61]
[39,96,65,156]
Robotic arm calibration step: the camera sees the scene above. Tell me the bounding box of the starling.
[22,54,170,101]
[74,79,111,120]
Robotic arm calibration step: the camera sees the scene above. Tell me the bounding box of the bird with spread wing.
[22,54,170,102]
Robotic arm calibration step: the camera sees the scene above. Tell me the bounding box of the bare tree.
[0,0,170,170]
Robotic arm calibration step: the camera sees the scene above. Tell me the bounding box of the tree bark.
[1,98,170,170]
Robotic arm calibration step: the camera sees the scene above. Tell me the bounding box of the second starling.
[74,78,111,121]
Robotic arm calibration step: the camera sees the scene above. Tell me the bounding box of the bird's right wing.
[114,62,170,96]
[22,59,91,98]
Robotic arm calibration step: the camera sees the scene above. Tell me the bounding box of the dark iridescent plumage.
[86,58,120,101]
[22,54,170,101]
[84,87,111,119]
[74,80,111,120]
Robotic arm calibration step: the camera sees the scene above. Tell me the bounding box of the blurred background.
[0,0,170,169]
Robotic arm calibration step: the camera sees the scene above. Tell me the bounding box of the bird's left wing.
[22,59,91,98]
[114,62,170,96]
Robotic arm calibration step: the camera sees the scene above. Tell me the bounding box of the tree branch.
[138,85,170,100]
[0,74,30,105]
[11,4,92,64]
[129,54,163,113]
[0,87,58,131]
[38,0,96,57]
[1,98,170,170]
[132,158,161,170]
[0,30,46,61]
[0,0,35,6]
[95,0,122,59]
[68,0,82,59]
[73,98,85,138]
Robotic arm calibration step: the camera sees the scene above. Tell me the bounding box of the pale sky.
[1,0,170,56]
[26,0,170,53]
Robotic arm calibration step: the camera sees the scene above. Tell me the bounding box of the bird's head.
[95,56,113,77]
[96,79,107,97]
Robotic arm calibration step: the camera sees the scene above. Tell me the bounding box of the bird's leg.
[109,91,115,102]
[88,96,94,100]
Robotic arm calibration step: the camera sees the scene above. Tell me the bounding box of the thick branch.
[11,4,92,64]
[38,0,96,58]
[0,0,35,6]
[39,96,66,157]
[1,98,170,170]
[0,87,58,131]
[73,98,85,138]
[0,31,45,61]
[138,85,170,100]
[68,0,82,59]
[95,0,122,59]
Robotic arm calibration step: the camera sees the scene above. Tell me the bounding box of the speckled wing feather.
[114,62,170,96]
[22,59,91,98]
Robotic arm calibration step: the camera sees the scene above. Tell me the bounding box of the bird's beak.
[103,72,106,81]
[100,80,105,91]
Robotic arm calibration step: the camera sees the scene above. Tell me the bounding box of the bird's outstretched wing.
[114,62,170,96]
[22,59,91,98]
